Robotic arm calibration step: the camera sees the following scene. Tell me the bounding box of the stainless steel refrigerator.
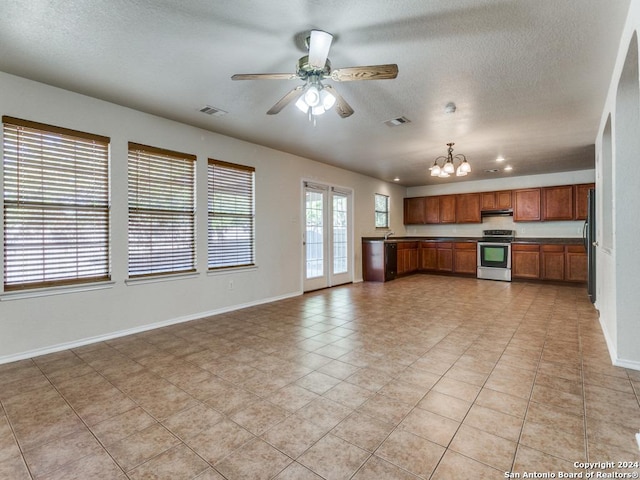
[583,189,596,303]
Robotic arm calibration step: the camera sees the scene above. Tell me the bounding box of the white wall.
[0,71,406,363]
[595,0,640,370]
[405,170,595,238]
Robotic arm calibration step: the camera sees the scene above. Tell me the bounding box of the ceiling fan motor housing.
[297,56,331,80]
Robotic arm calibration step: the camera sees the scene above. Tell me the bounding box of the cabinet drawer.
[541,244,564,252]
[437,242,452,249]
[566,244,586,254]
[512,243,540,252]
[454,242,476,250]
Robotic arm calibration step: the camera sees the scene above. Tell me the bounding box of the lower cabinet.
[565,245,588,282]
[512,244,541,279]
[397,242,419,275]
[453,242,477,274]
[514,243,587,282]
[541,244,565,281]
[437,243,453,272]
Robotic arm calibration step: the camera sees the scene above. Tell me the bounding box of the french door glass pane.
[333,194,348,274]
[305,191,324,279]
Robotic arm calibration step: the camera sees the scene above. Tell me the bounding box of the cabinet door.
[453,243,477,274]
[565,245,588,282]
[496,190,512,209]
[437,243,453,271]
[439,196,456,224]
[362,242,385,282]
[404,197,426,224]
[541,244,565,280]
[542,185,574,221]
[419,243,437,270]
[574,183,594,220]
[408,248,419,272]
[425,196,440,224]
[513,188,541,222]
[481,192,497,211]
[512,244,540,278]
[456,193,481,223]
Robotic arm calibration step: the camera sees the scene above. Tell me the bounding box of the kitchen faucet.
[384,231,394,240]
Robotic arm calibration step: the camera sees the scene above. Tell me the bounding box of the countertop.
[362,236,584,245]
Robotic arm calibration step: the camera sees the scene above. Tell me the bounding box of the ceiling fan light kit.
[231,29,398,120]
[429,143,471,178]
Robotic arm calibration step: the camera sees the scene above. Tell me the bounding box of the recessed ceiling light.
[496,156,505,162]
[504,166,513,171]
[393,177,400,182]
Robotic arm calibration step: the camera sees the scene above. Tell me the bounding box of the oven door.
[477,242,512,281]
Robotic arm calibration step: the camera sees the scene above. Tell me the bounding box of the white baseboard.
[0,290,302,365]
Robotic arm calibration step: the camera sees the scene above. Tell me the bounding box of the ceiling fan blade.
[330,64,399,82]
[308,30,333,69]
[232,73,298,81]
[323,85,354,118]
[266,85,305,115]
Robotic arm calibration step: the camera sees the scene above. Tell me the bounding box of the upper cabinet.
[480,190,512,211]
[513,188,541,222]
[403,183,593,224]
[403,197,426,225]
[439,195,457,224]
[456,193,481,223]
[404,195,457,224]
[574,183,595,220]
[542,185,574,221]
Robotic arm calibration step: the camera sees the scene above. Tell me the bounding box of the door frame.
[302,180,354,292]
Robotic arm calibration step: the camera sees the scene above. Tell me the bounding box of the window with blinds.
[2,116,110,291]
[208,159,255,269]
[128,143,196,278]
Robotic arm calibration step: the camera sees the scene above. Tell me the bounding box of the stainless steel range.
[477,229,515,282]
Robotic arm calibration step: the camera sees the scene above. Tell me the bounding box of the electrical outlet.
[228,280,234,290]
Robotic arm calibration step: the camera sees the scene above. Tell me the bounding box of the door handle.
[592,241,599,247]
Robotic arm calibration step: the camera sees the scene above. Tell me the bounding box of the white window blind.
[208,159,255,269]
[128,143,196,277]
[3,116,110,290]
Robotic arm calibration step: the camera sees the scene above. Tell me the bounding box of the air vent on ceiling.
[385,116,411,127]
[199,105,228,116]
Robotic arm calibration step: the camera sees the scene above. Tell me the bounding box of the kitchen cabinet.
[542,185,574,221]
[513,188,541,222]
[362,241,397,282]
[425,196,440,224]
[437,242,453,272]
[404,197,426,224]
[453,242,477,274]
[541,244,565,281]
[565,245,588,282]
[439,196,457,224]
[512,243,540,279]
[456,193,481,223]
[419,242,437,270]
[574,183,595,220]
[397,242,419,275]
[481,190,512,210]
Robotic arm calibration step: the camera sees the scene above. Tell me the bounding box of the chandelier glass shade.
[429,142,471,178]
[295,77,336,117]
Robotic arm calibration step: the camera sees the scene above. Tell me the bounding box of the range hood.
[481,209,513,217]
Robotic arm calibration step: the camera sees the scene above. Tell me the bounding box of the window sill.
[207,265,258,276]
[125,271,200,286]
[1,281,116,301]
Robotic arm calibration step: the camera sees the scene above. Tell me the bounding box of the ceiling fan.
[231,30,398,119]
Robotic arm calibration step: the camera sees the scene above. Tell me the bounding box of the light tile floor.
[1,275,639,479]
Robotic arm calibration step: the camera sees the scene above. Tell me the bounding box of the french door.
[303,182,352,292]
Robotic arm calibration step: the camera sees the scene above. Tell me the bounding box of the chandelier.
[429,142,471,178]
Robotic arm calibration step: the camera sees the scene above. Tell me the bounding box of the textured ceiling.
[0,0,631,186]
